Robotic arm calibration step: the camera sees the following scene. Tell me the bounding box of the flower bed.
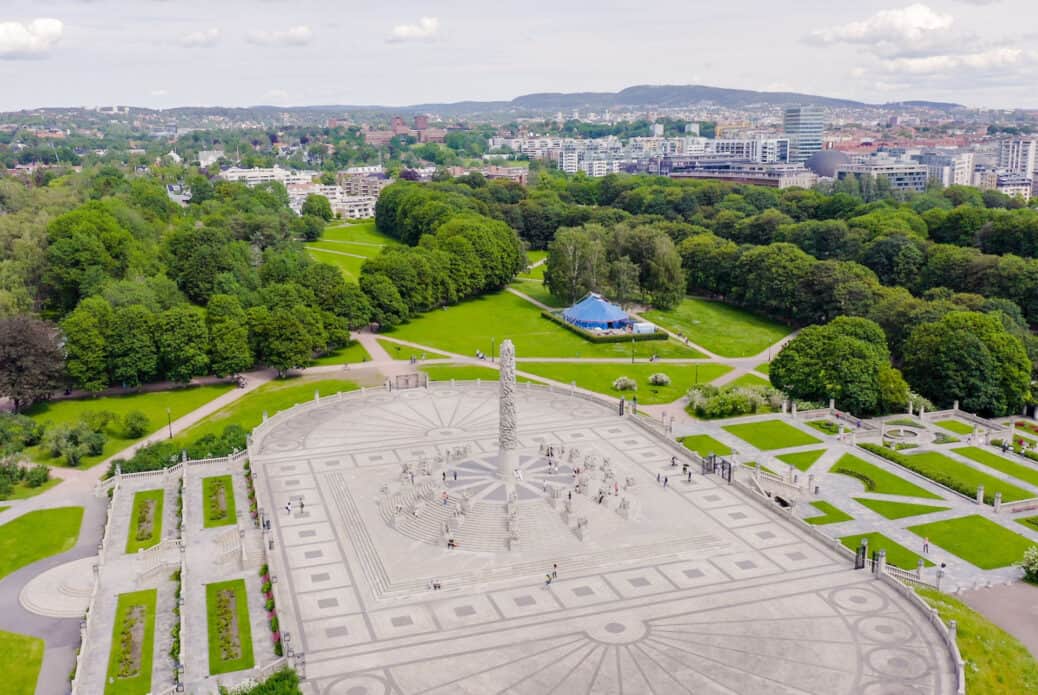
[202,475,236,528]
[206,579,254,675]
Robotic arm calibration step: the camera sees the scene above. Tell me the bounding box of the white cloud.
[0,18,63,59]
[808,4,953,46]
[150,89,168,97]
[246,26,312,46]
[879,47,1026,74]
[180,28,220,48]
[387,16,440,43]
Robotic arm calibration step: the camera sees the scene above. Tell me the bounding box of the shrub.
[259,564,269,577]
[122,411,151,438]
[612,376,637,392]
[1022,546,1038,583]
[0,413,44,455]
[24,464,50,488]
[648,373,671,386]
[261,581,272,595]
[269,617,279,633]
[265,599,275,612]
[686,384,784,419]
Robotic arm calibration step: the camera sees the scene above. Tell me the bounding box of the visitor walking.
[664,476,669,489]
[671,456,677,467]
[442,471,446,482]
[545,573,553,587]
[453,471,457,481]
[285,501,292,515]
[687,470,692,482]
[923,537,930,554]
[552,563,558,579]
[657,472,661,484]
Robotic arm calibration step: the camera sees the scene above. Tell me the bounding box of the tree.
[156,305,209,383]
[108,305,158,388]
[359,273,408,329]
[0,316,64,411]
[206,295,253,377]
[544,227,608,304]
[902,311,1031,416]
[252,308,314,377]
[300,194,333,221]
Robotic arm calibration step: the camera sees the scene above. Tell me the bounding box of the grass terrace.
[376,338,447,360]
[935,419,975,435]
[519,362,731,405]
[908,515,1035,569]
[312,341,372,366]
[899,450,1032,503]
[0,507,83,580]
[829,454,942,499]
[421,365,541,384]
[643,297,790,357]
[206,579,255,675]
[953,446,1038,488]
[175,377,359,444]
[805,501,853,525]
[202,476,236,528]
[839,532,933,570]
[726,372,771,389]
[304,247,365,281]
[387,291,701,359]
[104,589,157,695]
[510,280,568,308]
[722,420,821,450]
[777,448,826,472]
[679,435,732,458]
[322,220,401,246]
[0,477,61,502]
[852,498,949,520]
[0,629,43,695]
[754,362,770,375]
[125,489,164,554]
[25,384,234,468]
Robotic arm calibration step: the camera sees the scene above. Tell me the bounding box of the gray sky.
[0,0,1036,111]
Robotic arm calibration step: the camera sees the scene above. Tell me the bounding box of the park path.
[303,244,368,260]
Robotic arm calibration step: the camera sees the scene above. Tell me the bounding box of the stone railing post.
[976,485,985,505]
[994,492,1002,513]
[874,549,887,578]
[916,558,925,579]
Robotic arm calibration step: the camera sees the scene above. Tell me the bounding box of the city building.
[998,139,1037,178]
[914,150,975,187]
[220,167,317,186]
[834,154,929,193]
[668,161,817,188]
[783,105,825,164]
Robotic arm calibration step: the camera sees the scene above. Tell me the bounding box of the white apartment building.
[915,151,974,187]
[286,183,377,219]
[998,139,1037,178]
[221,167,318,186]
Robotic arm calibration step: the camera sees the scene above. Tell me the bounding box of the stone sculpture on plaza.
[498,339,519,495]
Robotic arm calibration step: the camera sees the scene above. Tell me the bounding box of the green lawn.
[829,454,942,499]
[305,246,365,281]
[306,240,381,258]
[908,515,1035,569]
[852,497,949,519]
[0,629,43,695]
[777,448,827,472]
[679,434,732,457]
[385,291,702,359]
[726,372,771,389]
[754,362,771,375]
[376,338,447,360]
[0,507,83,580]
[839,532,933,570]
[24,384,233,468]
[206,579,255,675]
[0,506,7,513]
[510,279,568,308]
[1017,515,1038,533]
[420,364,541,384]
[105,589,157,695]
[202,475,236,528]
[518,362,731,405]
[643,297,790,357]
[805,500,853,525]
[936,419,974,435]
[953,446,1038,488]
[125,489,164,554]
[312,341,372,366]
[722,420,821,450]
[916,587,1038,695]
[174,378,358,444]
[0,477,62,502]
[902,451,1032,503]
[322,220,401,246]
[519,251,547,279]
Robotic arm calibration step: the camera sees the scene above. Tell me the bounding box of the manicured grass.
[519,251,547,279]
[953,446,1038,488]
[518,362,731,405]
[305,246,365,281]
[206,579,255,675]
[125,489,164,554]
[175,378,359,444]
[852,497,949,519]
[722,420,820,450]
[0,629,43,695]
[830,454,942,499]
[510,279,568,308]
[1017,515,1038,532]
[386,291,702,359]
[839,532,933,570]
[726,372,771,389]
[202,475,236,528]
[643,297,790,357]
[419,364,541,384]
[908,515,1035,569]
[104,589,157,695]
[376,338,447,360]
[0,477,62,502]
[679,434,732,457]
[902,451,1032,502]
[806,419,840,436]
[936,419,974,435]
[916,586,1038,695]
[754,362,770,375]
[312,341,372,366]
[24,384,234,468]
[322,220,401,246]
[777,448,827,472]
[805,500,853,525]
[306,239,382,258]
[0,507,83,580]
[0,506,7,513]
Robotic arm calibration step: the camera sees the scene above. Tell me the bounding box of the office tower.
[783,105,824,164]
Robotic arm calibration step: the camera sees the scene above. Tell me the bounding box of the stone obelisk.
[498,339,519,495]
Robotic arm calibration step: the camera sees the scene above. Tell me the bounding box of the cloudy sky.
[0,0,1036,111]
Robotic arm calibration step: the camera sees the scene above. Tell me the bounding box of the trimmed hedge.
[540,310,668,343]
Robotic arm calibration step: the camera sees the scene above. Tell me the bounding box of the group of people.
[474,350,489,360]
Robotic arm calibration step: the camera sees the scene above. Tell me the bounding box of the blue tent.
[562,293,631,330]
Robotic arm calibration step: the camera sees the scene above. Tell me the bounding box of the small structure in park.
[562,293,632,332]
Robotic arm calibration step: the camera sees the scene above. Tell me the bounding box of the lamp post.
[631,335,635,364]
[491,337,496,363]
[166,407,173,439]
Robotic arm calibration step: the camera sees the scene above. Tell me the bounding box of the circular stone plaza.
[237,341,959,695]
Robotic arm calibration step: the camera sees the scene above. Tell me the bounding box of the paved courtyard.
[250,382,959,695]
